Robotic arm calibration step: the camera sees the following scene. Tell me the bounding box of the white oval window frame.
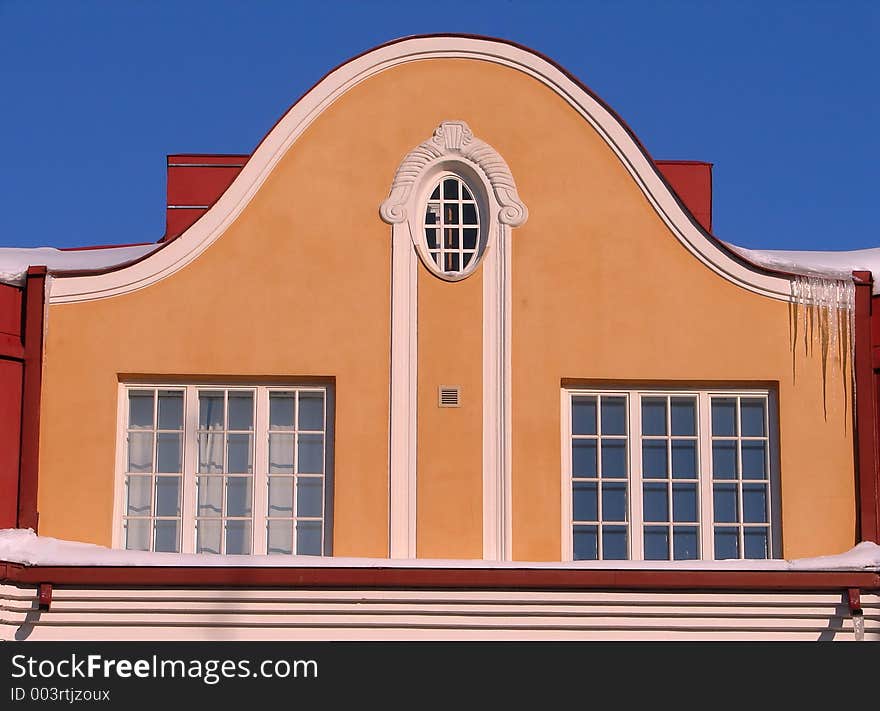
[413,162,492,282]
[380,120,528,284]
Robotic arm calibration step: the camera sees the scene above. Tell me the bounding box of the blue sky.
[1,0,876,251]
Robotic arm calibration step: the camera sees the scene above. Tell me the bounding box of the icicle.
[789,275,855,419]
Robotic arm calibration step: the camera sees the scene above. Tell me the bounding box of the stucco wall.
[37,57,855,559]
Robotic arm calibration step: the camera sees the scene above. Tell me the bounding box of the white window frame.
[112,382,334,556]
[421,172,485,278]
[560,387,780,561]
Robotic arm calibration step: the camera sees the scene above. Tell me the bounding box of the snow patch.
[724,242,880,295]
[0,245,160,286]
[1,529,877,571]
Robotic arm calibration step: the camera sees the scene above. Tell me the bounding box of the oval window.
[423,176,481,275]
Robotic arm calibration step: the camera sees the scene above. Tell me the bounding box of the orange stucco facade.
[35,56,855,560]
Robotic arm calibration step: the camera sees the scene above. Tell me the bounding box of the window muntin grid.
[266,389,327,556]
[640,395,700,561]
[123,389,184,552]
[195,389,255,555]
[565,388,776,561]
[119,384,331,556]
[710,396,772,559]
[570,395,629,560]
[424,176,480,275]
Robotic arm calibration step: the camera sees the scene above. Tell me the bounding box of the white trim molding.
[381,121,527,560]
[48,35,794,304]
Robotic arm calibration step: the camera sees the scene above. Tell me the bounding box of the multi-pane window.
[118,384,332,556]
[564,388,777,561]
[424,176,480,274]
[123,389,184,553]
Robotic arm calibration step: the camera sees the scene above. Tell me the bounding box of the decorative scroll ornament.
[380,120,528,227]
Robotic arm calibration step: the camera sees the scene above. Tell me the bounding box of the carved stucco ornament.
[380,120,528,227]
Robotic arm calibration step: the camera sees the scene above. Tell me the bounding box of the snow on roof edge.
[0,245,160,287]
[1,529,877,572]
[724,241,880,295]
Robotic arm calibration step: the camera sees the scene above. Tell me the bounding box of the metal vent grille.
[438,386,461,408]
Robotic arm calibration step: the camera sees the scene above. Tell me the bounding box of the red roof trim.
[1,563,878,591]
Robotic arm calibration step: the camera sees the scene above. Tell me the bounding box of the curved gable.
[48,35,794,304]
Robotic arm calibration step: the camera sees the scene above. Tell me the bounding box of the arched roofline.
[48,33,797,304]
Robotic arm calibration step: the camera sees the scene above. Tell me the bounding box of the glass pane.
[153,520,179,553]
[196,519,221,554]
[425,228,438,249]
[603,527,627,560]
[670,397,696,436]
[672,483,698,522]
[571,396,597,435]
[297,478,324,518]
[198,433,224,474]
[157,390,183,430]
[463,228,478,249]
[298,434,324,474]
[128,390,154,429]
[711,398,737,436]
[197,476,223,517]
[268,477,294,517]
[227,433,253,474]
[671,440,697,478]
[673,527,699,560]
[443,178,458,199]
[741,398,766,437]
[602,482,627,522]
[461,183,474,201]
[269,433,295,474]
[199,391,224,429]
[225,520,251,555]
[573,525,598,561]
[156,433,182,473]
[601,439,626,478]
[296,521,323,555]
[644,527,669,560]
[572,441,597,478]
[743,484,768,523]
[127,432,153,473]
[741,441,767,479]
[226,477,253,517]
[124,519,150,551]
[643,483,668,522]
[267,519,293,555]
[154,476,180,517]
[744,529,769,559]
[462,203,478,225]
[299,392,324,431]
[712,441,737,479]
[126,475,151,516]
[642,441,667,478]
[572,482,598,522]
[641,397,667,436]
[430,185,440,200]
[228,392,254,431]
[714,527,739,559]
[445,203,460,224]
[269,392,295,429]
[446,253,460,272]
[601,397,626,435]
[713,484,738,523]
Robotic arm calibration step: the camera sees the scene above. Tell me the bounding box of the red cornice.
[1,562,877,591]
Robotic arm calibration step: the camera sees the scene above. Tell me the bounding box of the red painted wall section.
[854,273,879,542]
[0,282,24,528]
[655,160,713,233]
[163,154,248,241]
